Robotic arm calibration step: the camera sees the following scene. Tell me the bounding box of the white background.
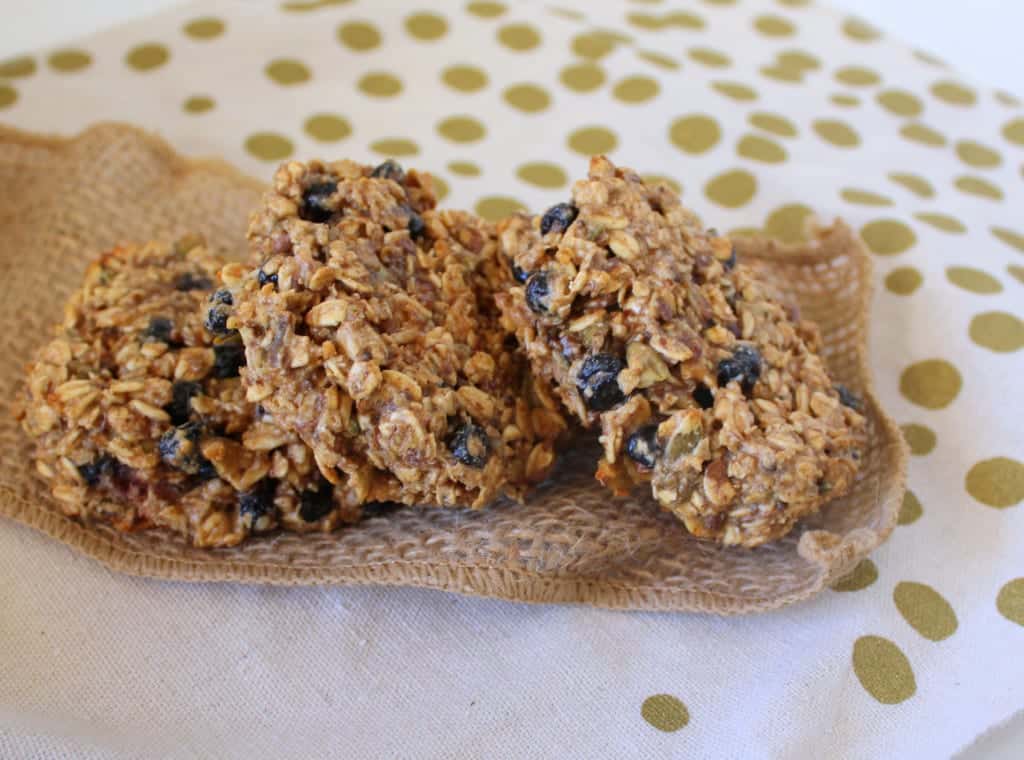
[0,1,1020,758]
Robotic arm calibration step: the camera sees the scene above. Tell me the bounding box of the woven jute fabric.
[0,123,907,613]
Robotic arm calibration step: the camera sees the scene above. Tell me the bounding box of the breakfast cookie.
[230,159,565,509]
[19,239,379,548]
[495,156,867,546]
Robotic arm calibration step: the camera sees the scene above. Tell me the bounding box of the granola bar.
[18,239,380,547]
[231,159,565,508]
[495,156,867,546]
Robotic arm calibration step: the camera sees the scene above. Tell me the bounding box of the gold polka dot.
[448,160,480,177]
[776,0,809,6]
[370,138,419,156]
[843,17,880,41]
[498,23,541,51]
[888,172,934,198]
[125,43,170,72]
[997,578,1024,626]
[489,83,542,113]
[956,140,1002,168]
[885,267,923,295]
[358,72,402,97]
[641,694,689,732]
[433,176,450,203]
[841,188,892,206]
[405,12,448,41]
[612,76,659,104]
[876,89,923,118]
[1008,265,1024,285]
[754,14,795,36]
[729,226,760,238]
[813,119,860,148]
[183,17,224,40]
[244,132,294,161]
[0,85,16,109]
[636,50,679,71]
[831,559,878,592]
[0,56,35,78]
[898,491,923,525]
[760,65,802,84]
[946,266,1001,294]
[899,359,961,409]
[517,162,567,188]
[571,32,619,60]
[901,423,936,455]
[992,226,1024,253]
[568,126,618,155]
[712,81,757,101]
[1002,118,1024,146]
[967,458,1024,508]
[282,0,352,10]
[764,204,813,243]
[861,219,916,255]
[705,170,757,209]
[914,49,946,67]
[642,174,682,195]
[900,123,946,147]
[304,113,351,142]
[560,62,605,92]
[836,66,880,87]
[688,47,730,68]
[996,90,1021,107]
[955,175,1003,201]
[626,13,662,31]
[548,6,584,21]
[183,95,215,114]
[467,1,506,18]
[627,11,703,31]
[443,65,488,92]
[475,195,525,221]
[48,49,92,72]
[852,636,916,704]
[970,311,1024,352]
[669,115,721,155]
[777,50,820,71]
[748,112,797,138]
[931,80,976,106]
[894,582,958,641]
[830,94,859,107]
[915,213,965,234]
[337,21,381,51]
[737,134,786,164]
[438,116,486,143]
[266,59,311,86]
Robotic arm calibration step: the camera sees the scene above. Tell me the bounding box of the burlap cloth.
[0,122,906,613]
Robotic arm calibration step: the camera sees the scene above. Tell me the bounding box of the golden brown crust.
[496,156,867,546]
[233,159,566,509]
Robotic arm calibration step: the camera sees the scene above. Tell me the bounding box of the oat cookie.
[496,156,867,546]
[231,159,565,508]
[18,240,373,547]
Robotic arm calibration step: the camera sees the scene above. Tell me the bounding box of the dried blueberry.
[835,384,862,411]
[195,457,218,481]
[299,482,335,522]
[205,304,232,335]
[716,345,762,394]
[525,271,550,314]
[257,269,278,288]
[625,424,661,469]
[212,342,245,378]
[143,316,174,343]
[299,180,338,223]
[693,383,714,410]
[165,381,201,425]
[211,289,233,305]
[371,159,404,181]
[361,501,402,518]
[540,202,578,235]
[448,422,491,468]
[408,211,426,239]
[511,262,529,283]
[77,455,114,487]
[577,353,626,411]
[158,422,204,474]
[174,272,213,291]
[239,479,277,528]
[724,246,737,271]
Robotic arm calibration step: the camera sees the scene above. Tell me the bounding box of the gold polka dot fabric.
[1,0,1022,757]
